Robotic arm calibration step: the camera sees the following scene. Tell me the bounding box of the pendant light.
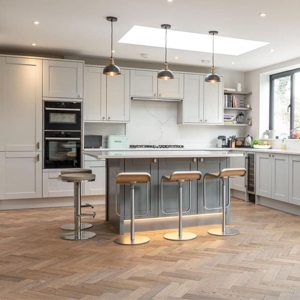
[205,31,221,83]
[158,24,174,80]
[103,16,121,76]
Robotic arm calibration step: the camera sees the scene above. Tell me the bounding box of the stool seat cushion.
[116,172,151,184]
[61,173,95,182]
[61,168,92,175]
[162,171,202,182]
[204,168,246,179]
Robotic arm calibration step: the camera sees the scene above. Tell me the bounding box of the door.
[272,154,289,202]
[5,152,42,199]
[181,74,203,123]
[84,66,106,121]
[106,69,130,122]
[130,70,157,97]
[43,60,83,99]
[158,72,184,99]
[203,76,223,124]
[289,155,300,205]
[256,153,272,198]
[4,57,42,152]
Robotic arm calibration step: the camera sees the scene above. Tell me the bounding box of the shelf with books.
[224,91,252,108]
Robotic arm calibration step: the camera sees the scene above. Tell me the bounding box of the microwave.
[84,135,102,149]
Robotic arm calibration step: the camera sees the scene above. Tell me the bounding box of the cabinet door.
[0,152,4,199]
[4,57,42,152]
[42,171,74,198]
[84,159,106,196]
[272,154,289,202]
[0,58,5,151]
[289,155,300,205]
[181,74,203,123]
[157,72,184,99]
[43,60,83,99]
[256,153,272,198]
[84,66,106,121]
[5,152,42,199]
[130,70,157,97]
[230,152,246,192]
[106,69,130,122]
[203,76,223,124]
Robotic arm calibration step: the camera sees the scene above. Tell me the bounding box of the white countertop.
[83,150,243,159]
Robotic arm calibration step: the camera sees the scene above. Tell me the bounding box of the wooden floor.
[1,199,300,299]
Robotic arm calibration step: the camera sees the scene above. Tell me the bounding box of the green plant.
[252,139,260,146]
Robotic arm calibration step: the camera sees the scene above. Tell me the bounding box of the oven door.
[44,101,81,131]
[44,132,81,169]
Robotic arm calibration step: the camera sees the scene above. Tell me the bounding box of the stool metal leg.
[115,183,150,245]
[208,178,239,236]
[61,181,96,241]
[164,181,197,241]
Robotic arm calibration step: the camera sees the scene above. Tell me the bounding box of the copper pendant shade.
[158,24,174,80]
[103,16,121,76]
[205,31,221,83]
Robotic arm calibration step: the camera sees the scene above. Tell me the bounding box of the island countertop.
[83,149,243,159]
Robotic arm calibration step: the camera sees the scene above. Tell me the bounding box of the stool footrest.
[80,212,96,218]
[81,203,94,209]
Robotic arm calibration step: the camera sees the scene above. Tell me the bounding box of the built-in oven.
[44,101,82,131]
[44,131,81,169]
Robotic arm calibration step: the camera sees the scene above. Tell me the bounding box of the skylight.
[119,26,269,56]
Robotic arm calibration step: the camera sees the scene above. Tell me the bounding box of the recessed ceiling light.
[259,13,267,17]
[175,56,179,59]
[111,50,115,53]
[31,43,36,46]
[119,26,269,56]
[33,21,39,25]
[270,49,274,52]
[231,62,235,65]
[167,0,173,2]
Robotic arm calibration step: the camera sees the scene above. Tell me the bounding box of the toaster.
[107,135,127,149]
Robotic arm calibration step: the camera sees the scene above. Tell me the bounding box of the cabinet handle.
[205,119,207,122]
[200,119,203,122]
[159,94,161,97]
[37,142,40,150]
[108,116,111,120]
[154,93,156,97]
[78,94,81,98]
[102,117,105,120]
[37,154,40,162]
[153,158,157,163]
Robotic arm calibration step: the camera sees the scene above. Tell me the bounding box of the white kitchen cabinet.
[0,152,5,199]
[230,151,246,192]
[5,152,42,199]
[43,59,83,99]
[178,74,223,124]
[1,57,42,152]
[130,70,184,99]
[288,155,300,205]
[84,66,130,122]
[83,158,106,196]
[256,153,289,202]
[43,171,74,198]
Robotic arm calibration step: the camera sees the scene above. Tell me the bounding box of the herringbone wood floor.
[1,199,300,299]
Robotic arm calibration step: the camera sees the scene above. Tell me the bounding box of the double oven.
[43,101,82,169]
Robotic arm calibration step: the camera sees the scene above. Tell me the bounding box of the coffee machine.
[217,136,227,148]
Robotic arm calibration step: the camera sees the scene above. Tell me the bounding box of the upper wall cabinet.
[178,74,223,124]
[130,70,184,99]
[0,57,42,152]
[43,59,84,99]
[84,66,130,122]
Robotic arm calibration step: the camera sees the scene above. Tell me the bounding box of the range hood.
[131,97,182,102]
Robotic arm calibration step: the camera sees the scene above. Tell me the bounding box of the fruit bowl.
[253,145,272,149]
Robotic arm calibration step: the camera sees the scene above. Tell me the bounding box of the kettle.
[244,135,253,147]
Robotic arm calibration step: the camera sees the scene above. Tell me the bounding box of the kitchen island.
[84,150,243,234]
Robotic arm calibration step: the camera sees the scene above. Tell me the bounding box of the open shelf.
[223,123,250,127]
[224,107,252,111]
[224,91,252,95]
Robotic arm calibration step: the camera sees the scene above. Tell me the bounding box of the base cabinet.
[289,155,300,205]
[230,151,246,192]
[256,153,288,202]
[84,158,106,196]
[5,152,42,199]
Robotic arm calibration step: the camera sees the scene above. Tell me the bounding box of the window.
[270,68,300,137]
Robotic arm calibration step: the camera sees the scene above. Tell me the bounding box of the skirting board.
[0,195,105,210]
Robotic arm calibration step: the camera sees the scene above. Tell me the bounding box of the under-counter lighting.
[259,13,267,17]
[119,26,269,56]
[33,21,39,25]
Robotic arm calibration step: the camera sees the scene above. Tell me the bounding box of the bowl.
[253,145,272,149]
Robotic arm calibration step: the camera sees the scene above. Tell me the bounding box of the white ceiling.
[1,0,299,72]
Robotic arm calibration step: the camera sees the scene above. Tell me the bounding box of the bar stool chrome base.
[114,235,150,245]
[208,227,239,236]
[164,232,197,241]
[60,231,96,240]
[60,223,92,230]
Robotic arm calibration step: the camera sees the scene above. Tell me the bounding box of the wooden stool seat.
[114,172,151,245]
[161,171,202,241]
[204,168,246,236]
[61,168,92,175]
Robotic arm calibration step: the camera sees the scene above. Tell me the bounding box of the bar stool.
[60,168,95,230]
[60,172,96,240]
[160,171,202,241]
[203,168,246,236]
[114,172,151,245]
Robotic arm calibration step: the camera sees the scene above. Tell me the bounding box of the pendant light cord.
[212,32,215,69]
[111,20,113,59]
[165,27,167,64]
